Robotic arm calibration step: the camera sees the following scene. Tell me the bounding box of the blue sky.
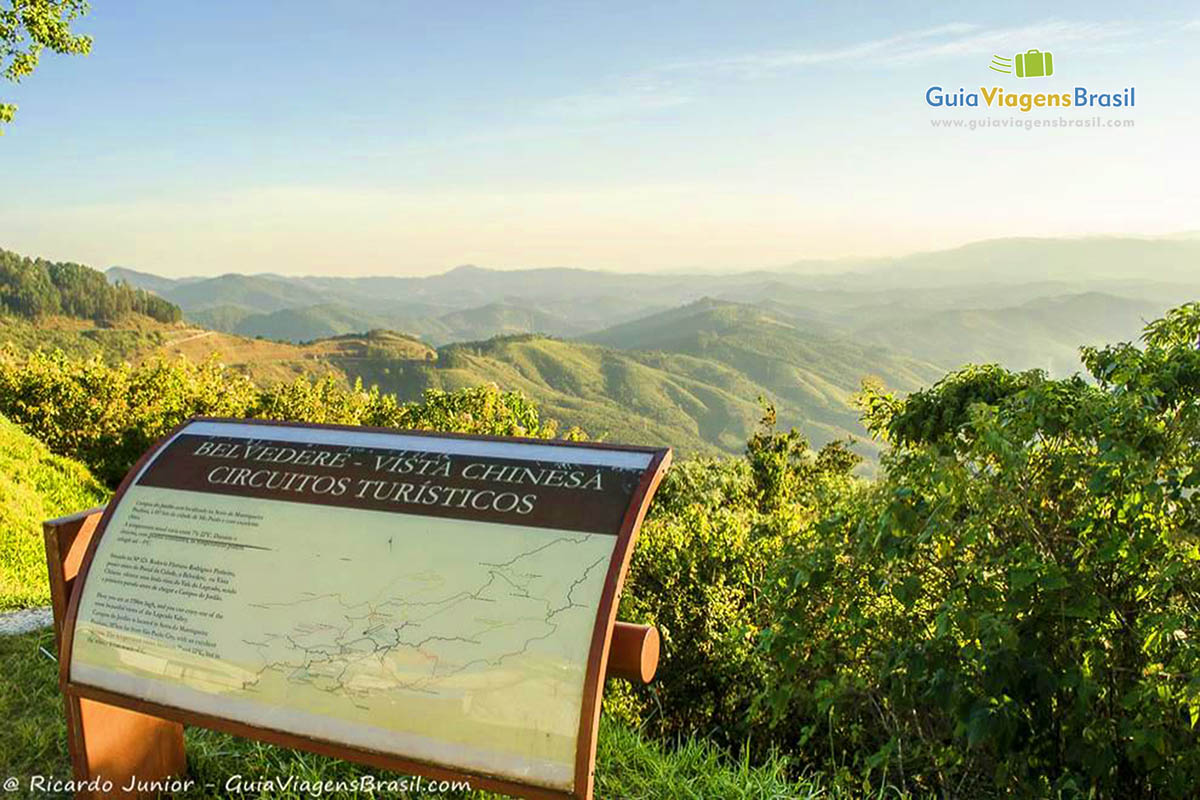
[1,0,1198,275]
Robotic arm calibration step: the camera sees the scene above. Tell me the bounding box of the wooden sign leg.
[64,693,187,799]
[46,509,188,799]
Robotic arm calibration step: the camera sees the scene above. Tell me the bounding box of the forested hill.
[0,247,180,323]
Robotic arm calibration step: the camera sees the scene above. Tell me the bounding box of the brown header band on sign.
[135,434,643,535]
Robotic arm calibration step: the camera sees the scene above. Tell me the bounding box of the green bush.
[0,349,258,485]
[0,349,567,486]
[611,406,860,752]
[759,303,1200,798]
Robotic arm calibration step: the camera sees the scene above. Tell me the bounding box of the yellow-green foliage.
[0,315,168,363]
[0,414,108,611]
[759,303,1200,798]
[610,409,861,750]
[0,349,568,487]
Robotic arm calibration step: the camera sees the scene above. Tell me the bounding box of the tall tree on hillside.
[1,0,91,131]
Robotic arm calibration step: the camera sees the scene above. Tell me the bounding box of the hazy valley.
[4,235,1196,461]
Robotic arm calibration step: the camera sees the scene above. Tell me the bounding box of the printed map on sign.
[245,527,609,704]
[69,422,656,791]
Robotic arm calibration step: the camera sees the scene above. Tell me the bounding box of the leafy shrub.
[611,406,860,751]
[759,303,1200,798]
[0,349,567,486]
[0,349,258,485]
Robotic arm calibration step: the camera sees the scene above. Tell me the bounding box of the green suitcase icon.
[1015,49,1053,78]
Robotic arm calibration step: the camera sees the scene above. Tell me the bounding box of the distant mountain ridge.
[107,235,1200,345]
[850,292,1165,374]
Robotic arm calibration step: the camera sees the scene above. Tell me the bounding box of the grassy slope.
[0,314,354,385]
[0,629,866,800]
[0,314,169,364]
[150,326,436,385]
[0,414,108,611]
[369,326,936,461]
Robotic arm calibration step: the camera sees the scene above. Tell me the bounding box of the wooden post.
[606,622,660,683]
[45,508,188,799]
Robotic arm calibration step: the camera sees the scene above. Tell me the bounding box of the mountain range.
[108,235,1198,345]
[12,234,1191,460]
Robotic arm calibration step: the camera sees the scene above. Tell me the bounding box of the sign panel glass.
[70,420,658,792]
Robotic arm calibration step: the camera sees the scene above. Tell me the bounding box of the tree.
[1,0,91,131]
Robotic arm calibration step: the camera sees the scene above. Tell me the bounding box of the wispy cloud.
[657,20,1143,77]
[536,18,1152,123]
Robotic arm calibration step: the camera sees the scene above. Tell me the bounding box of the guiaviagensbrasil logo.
[990,49,1053,78]
[926,46,1135,114]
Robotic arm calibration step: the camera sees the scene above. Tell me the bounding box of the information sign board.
[59,419,671,799]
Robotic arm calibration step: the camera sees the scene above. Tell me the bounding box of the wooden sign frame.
[51,418,671,800]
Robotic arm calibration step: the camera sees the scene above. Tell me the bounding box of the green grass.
[0,628,897,799]
[0,414,109,611]
[0,314,168,364]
